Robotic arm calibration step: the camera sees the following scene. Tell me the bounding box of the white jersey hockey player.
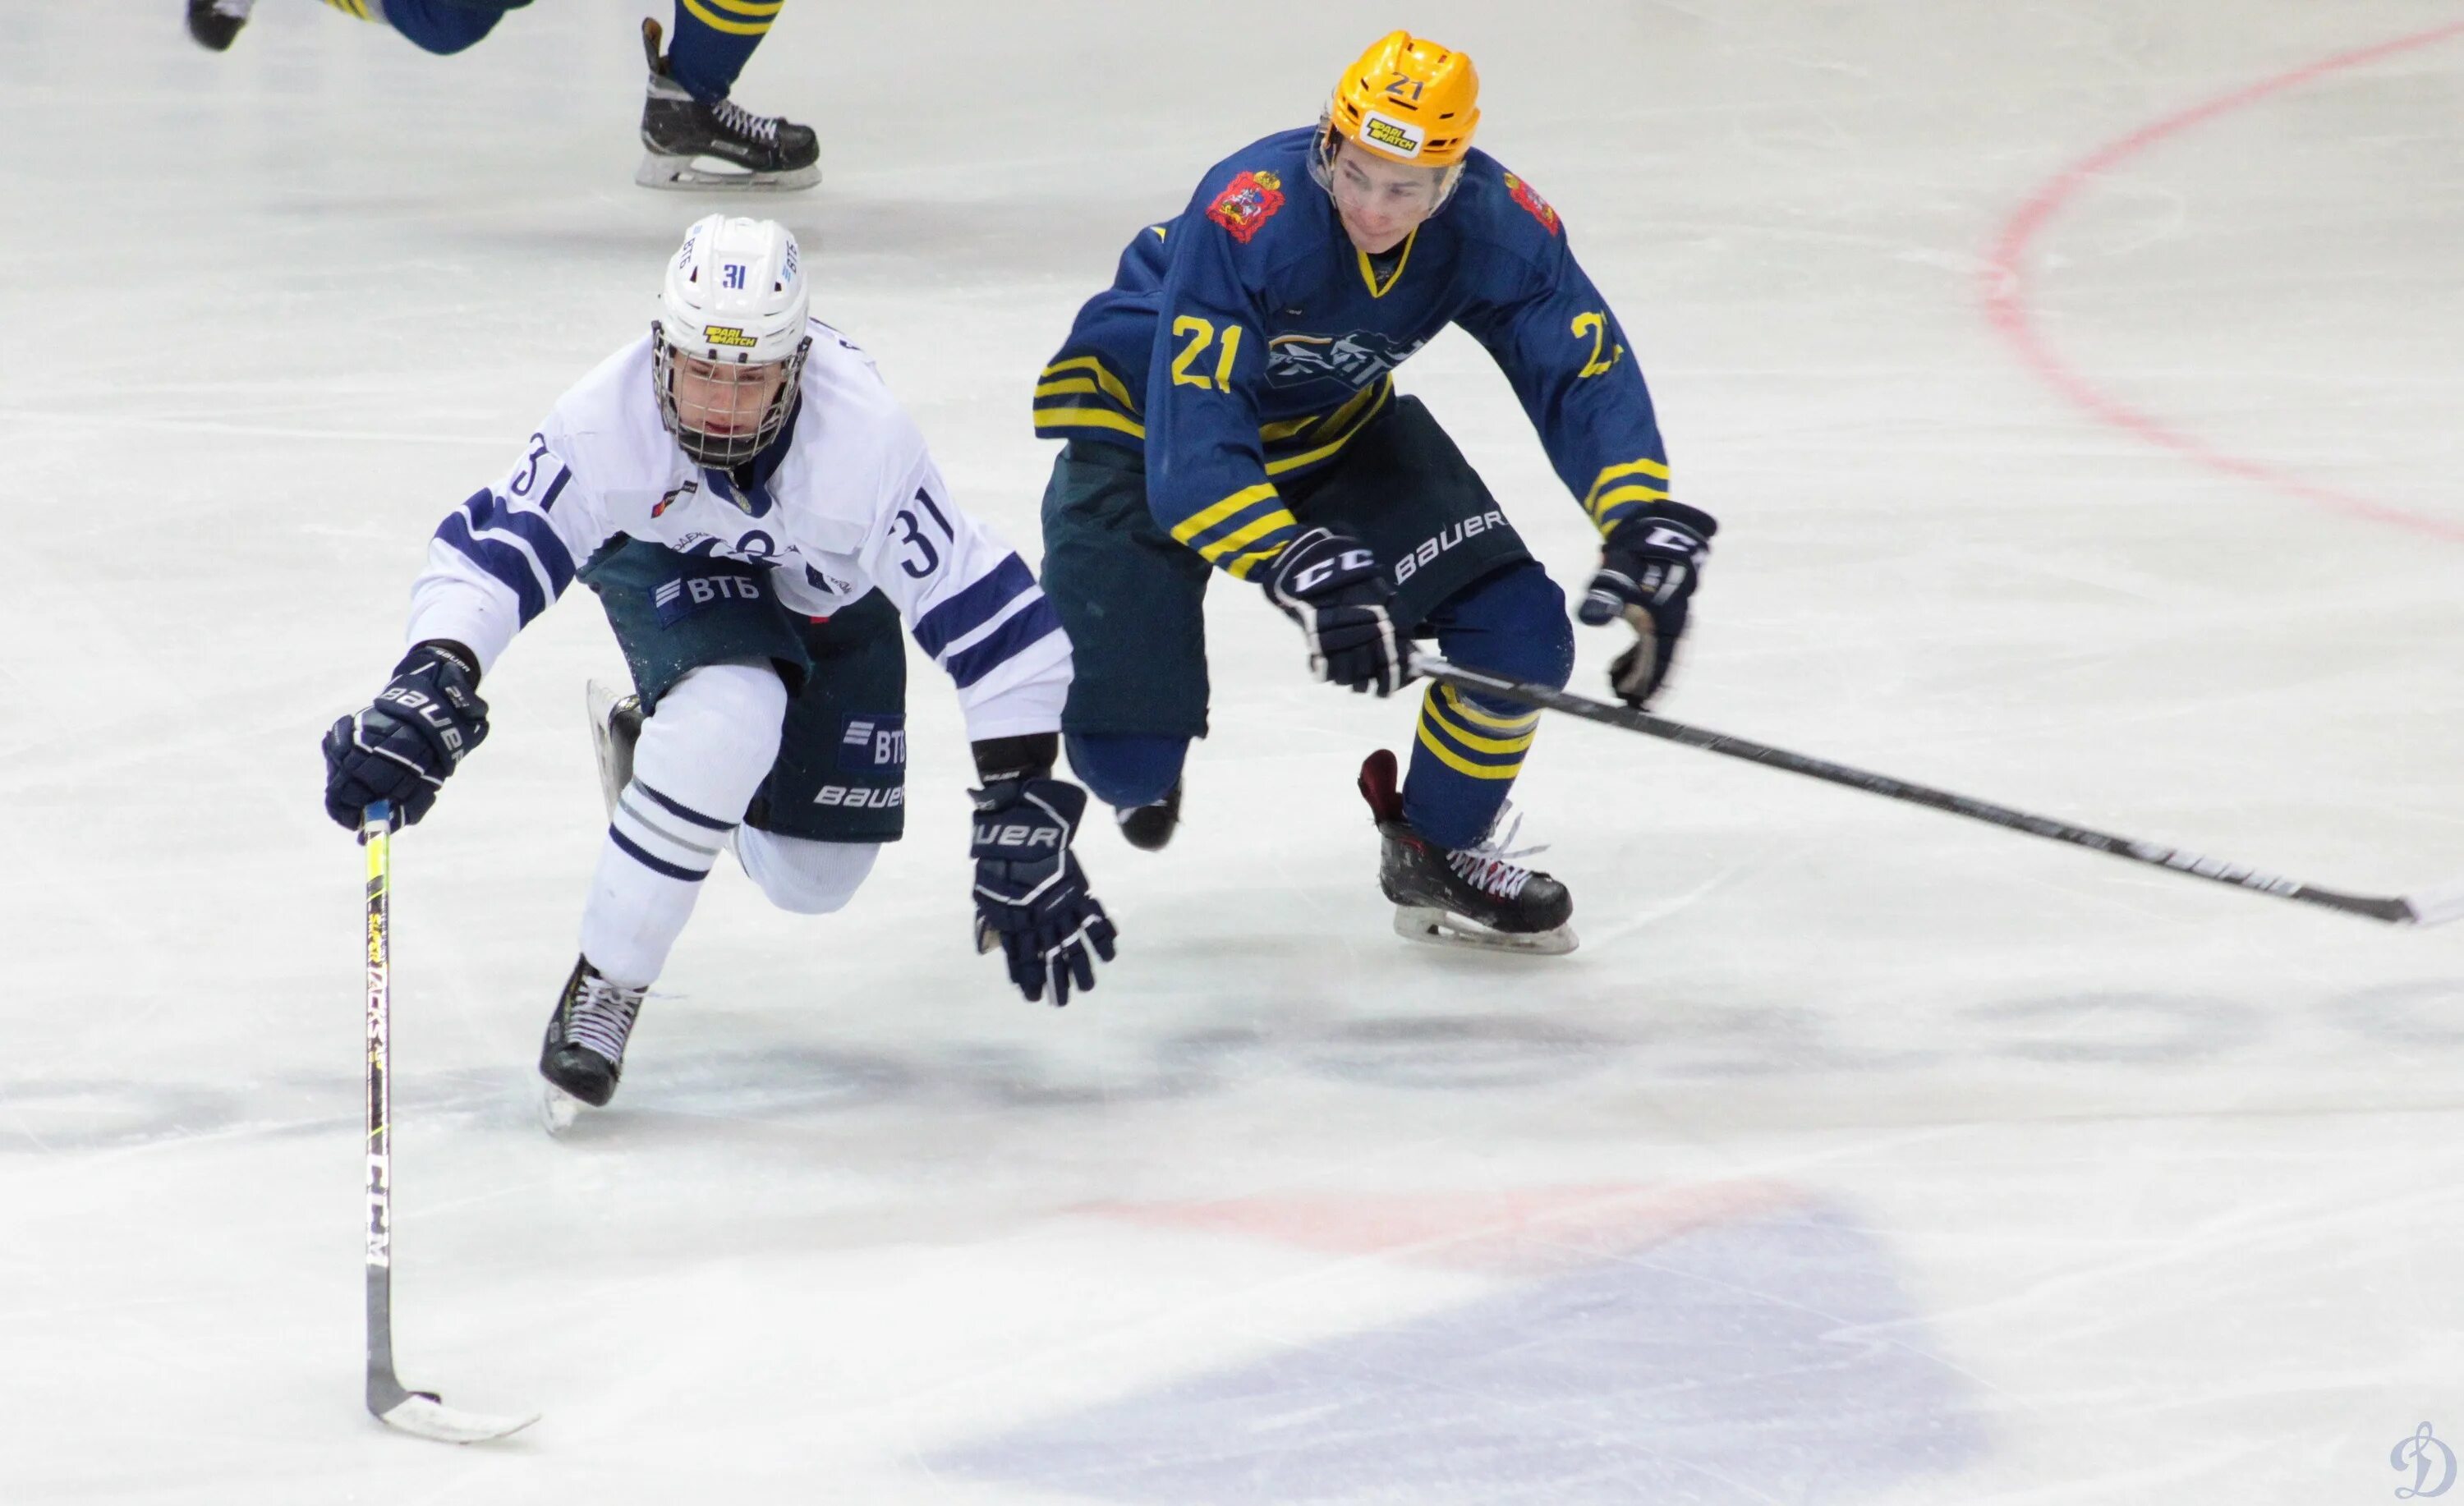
[323,214,1117,1114]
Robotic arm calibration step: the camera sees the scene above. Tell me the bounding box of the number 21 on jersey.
[1170,315,1245,392]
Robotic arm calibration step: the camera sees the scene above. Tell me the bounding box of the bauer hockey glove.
[321,641,490,830]
[1264,527,1407,696]
[970,777,1119,1006]
[1577,503,1718,706]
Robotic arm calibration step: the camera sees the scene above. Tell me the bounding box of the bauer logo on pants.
[838,713,908,773]
[1392,508,1509,585]
[812,784,903,810]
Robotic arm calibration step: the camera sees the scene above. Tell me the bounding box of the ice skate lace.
[1444,806,1550,901]
[563,975,645,1066]
[710,96,780,145]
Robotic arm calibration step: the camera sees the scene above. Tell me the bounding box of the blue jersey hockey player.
[185,2,821,189]
[1033,31,1719,953]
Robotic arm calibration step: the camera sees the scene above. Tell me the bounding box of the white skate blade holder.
[1394,904,1579,957]
[583,678,634,817]
[636,153,820,192]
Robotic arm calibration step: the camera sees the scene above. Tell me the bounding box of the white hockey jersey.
[402,323,1069,742]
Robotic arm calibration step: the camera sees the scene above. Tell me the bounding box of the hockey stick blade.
[1409,654,2463,928]
[372,1376,540,1444]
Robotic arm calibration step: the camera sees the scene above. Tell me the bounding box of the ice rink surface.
[4,2,2462,1500]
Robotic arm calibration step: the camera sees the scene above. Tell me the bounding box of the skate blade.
[635,154,821,192]
[1392,905,1579,956]
[583,678,632,819]
[540,1083,586,1136]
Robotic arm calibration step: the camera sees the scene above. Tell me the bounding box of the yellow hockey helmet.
[1325,31,1480,168]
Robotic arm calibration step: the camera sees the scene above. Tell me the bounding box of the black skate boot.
[186,0,253,50]
[637,17,820,191]
[1357,749,1577,954]
[585,679,643,819]
[1115,780,1184,852]
[540,956,648,1124]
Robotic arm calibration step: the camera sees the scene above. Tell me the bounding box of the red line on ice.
[1981,18,2464,543]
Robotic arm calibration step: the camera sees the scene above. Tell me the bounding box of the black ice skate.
[540,956,648,1128]
[1115,780,1184,852]
[186,0,253,50]
[637,17,820,191]
[585,678,644,819]
[1358,749,1577,955]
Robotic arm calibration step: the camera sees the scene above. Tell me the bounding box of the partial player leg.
[1400,562,1574,850]
[1299,398,1575,950]
[1372,562,1577,951]
[560,659,786,1109]
[553,542,812,1119]
[637,14,819,191]
[374,0,517,56]
[735,586,908,856]
[1039,439,1213,851]
[188,0,388,52]
[1065,734,1186,850]
[735,832,879,914]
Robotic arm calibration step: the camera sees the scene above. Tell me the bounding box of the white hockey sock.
[736,829,880,915]
[577,663,786,985]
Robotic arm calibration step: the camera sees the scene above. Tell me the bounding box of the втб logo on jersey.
[1266,330,1423,389]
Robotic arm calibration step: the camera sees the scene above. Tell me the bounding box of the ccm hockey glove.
[970,777,1118,1006]
[1577,503,1718,706]
[321,641,490,829]
[1264,528,1405,696]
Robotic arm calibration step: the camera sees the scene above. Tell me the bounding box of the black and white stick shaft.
[1410,654,2464,928]
[361,802,539,1444]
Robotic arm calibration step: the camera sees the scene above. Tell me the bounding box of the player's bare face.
[670,354,787,438]
[1329,140,1444,254]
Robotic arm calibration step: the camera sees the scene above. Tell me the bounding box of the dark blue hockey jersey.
[1034,126,1677,581]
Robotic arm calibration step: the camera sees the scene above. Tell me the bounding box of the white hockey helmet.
[651,214,813,466]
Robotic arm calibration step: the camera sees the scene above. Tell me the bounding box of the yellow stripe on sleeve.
[1588,482,1671,523]
[1194,509,1299,566]
[698,0,784,14]
[1038,356,1138,413]
[1222,544,1287,581]
[1033,378,1097,399]
[1169,483,1280,546]
[1581,457,1671,516]
[1032,407,1146,439]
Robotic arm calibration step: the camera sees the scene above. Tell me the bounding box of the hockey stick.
[361,801,540,1444]
[1409,654,2464,928]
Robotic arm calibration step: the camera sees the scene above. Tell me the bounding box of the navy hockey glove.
[321,641,490,830]
[1577,503,1717,706]
[971,777,1118,1006]
[1264,528,1405,696]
